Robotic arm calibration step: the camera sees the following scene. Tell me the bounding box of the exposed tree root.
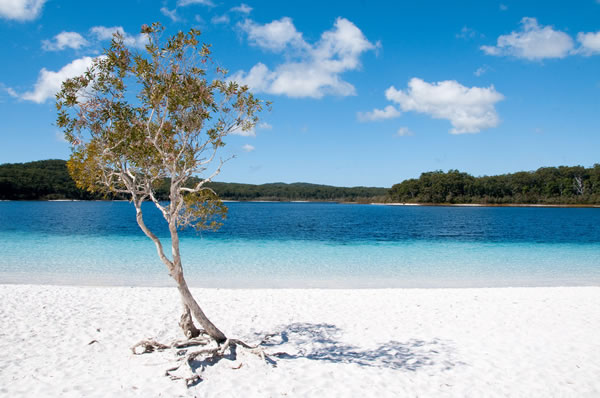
[131,334,279,387]
[131,336,211,355]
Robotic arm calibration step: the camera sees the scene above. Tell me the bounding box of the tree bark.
[172,266,227,344]
[134,201,226,344]
[179,304,201,338]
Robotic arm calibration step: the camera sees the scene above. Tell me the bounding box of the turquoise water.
[0,201,599,287]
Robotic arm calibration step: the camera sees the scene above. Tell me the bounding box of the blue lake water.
[0,201,599,288]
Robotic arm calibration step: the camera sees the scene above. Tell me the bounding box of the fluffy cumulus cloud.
[0,0,46,21]
[231,17,376,98]
[42,31,89,51]
[577,31,600,55]
[239,17,307,52]
[242,144,255,152]
[481,17,574,60]
[21,56,95,103]
[384,78,504,134]
[89,26,148,49]
[357,105,401,122]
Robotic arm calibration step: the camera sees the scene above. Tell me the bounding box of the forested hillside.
[3,160,599,204]
[0,160,387,202]
[0,159,96,200]
[389,166,600,204]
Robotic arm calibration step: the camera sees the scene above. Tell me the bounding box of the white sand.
[1,284,599,397]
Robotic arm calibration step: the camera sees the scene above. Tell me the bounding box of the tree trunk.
[172,266,227,344]
[133,202,226,344]
[179,304,201,338]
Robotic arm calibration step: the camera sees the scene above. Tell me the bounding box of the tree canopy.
[389,165,600,204]
[55,22,267,343]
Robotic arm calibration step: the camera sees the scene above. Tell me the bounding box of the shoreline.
[2,276,599,290]
[3,199,600,208]
[373,202,600,208]
[2,283,599,397]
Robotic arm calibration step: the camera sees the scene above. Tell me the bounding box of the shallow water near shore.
[1,201,599,287]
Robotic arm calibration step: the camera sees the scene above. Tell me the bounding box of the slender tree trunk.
[168,217,227,343]
[171,264,227,344]
[134,201,227,343]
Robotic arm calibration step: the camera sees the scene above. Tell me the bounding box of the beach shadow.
[259,322,458,372]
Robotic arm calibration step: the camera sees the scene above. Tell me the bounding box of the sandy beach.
[1,284,599,397]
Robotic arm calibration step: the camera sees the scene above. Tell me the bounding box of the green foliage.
[180,189,227,230]
[0,159,96,200]
[389,165,600,204]
[4,160,600,204]
[203,181,388,202]
[0,160,386,202]
[54,22,265,231]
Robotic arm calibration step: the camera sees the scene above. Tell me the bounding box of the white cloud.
[577,31,600,55]
[357,105,401,122]
[211,14,230,25]
[230,120,271,137]
[474,65,491,76]
[397,127,413,136]
[21,56,95,103]
[242,144,255,152]
[481,17,574,60]
[231,3,252,14]
[160,7,179,22]
[230,125,255,137]
[0,0,46,21]
[239,17,307,52]
[0,82,18,98]
[232,17,376,98]
[177,0,214,7]
[90,26,148,49]
[42,31,89,51]
[385,78,504,134]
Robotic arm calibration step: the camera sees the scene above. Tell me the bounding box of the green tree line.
[3,159,600,204]
[389,166,600,204]
[0,159,387,202]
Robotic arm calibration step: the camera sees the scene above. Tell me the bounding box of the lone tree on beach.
[56,23,264,344]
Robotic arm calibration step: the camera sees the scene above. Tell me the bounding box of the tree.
[56,23,265,344]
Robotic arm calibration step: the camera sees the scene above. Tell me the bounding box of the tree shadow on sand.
[179,322,459,386]
[258,322,459,372]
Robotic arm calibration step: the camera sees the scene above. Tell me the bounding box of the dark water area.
[1,201,599,244]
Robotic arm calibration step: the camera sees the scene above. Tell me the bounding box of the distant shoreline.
[2,199,599,208]
[373,202,600,208]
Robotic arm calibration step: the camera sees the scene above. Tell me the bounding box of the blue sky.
[1,0,599,187]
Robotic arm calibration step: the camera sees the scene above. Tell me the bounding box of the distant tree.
[56,23,265,345]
